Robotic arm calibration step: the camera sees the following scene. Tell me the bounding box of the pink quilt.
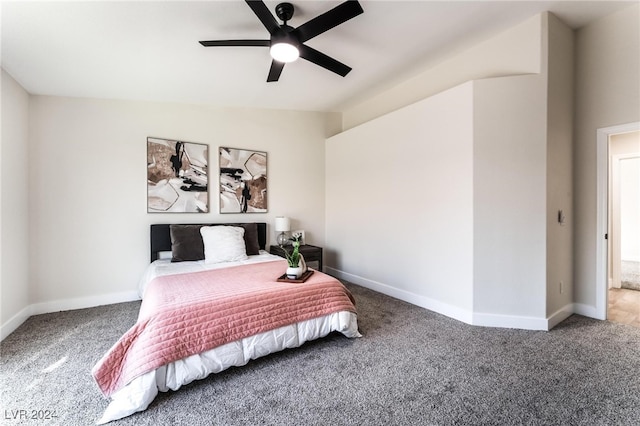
[92,260,357,397]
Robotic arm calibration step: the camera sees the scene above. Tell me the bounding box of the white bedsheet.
[138,250,283,298]
[98,255,360,424]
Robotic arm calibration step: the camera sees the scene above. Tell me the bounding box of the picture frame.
[147,137,208,213]
[219,147,267,213]
[292,230,306,245]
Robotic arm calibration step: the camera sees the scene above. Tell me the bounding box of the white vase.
[286,266,303,279]
[286,254,307,279]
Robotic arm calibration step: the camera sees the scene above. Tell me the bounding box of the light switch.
[558,210,565,225]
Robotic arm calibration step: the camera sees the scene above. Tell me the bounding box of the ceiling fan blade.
[298,44,351,77]
[267,60,285,82]
[293,1,363,43]
[199,40,270,47]
[245,0,280,35]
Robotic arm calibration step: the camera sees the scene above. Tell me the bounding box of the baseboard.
[472,312,549,331]
[1,291,140,341]
[1,305,33,341]
[573,302,605,320]
[326,267,552,331]
[546,303,575,330]
[326,267,475,325]
[29,291,140,316]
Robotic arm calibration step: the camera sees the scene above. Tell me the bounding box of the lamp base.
[277,232,289,246]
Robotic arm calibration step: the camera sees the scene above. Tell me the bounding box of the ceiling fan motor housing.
[275,2,295,23]
[271,25,298,46]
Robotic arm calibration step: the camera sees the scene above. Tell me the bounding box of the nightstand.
[270,244,323,272]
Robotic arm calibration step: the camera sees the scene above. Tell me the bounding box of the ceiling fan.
[199,0,364,82]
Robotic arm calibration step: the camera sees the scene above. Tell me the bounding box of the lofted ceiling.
[1,1,635,112]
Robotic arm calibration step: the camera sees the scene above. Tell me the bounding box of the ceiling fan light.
[270,42,299,63]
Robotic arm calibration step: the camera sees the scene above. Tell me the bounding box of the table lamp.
[274,216,291,246]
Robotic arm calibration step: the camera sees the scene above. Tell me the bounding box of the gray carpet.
[621,260,640,291]
[1,283,640,426]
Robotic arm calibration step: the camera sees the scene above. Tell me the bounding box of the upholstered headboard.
[150,223,268,262]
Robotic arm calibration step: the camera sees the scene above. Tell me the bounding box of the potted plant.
[283,233,306,279]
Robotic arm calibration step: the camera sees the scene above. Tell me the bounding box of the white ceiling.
[1,1,635,112]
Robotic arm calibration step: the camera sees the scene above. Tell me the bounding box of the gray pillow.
[238,223,260,255]
[170,225,204,262]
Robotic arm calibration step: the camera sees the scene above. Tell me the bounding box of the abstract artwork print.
[219,147,267,213]
[147,137,208,213]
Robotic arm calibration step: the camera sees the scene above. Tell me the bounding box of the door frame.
[596,122,640,319]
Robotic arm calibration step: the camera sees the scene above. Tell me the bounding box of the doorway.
[596,123,640,326]
[611,149,640,290]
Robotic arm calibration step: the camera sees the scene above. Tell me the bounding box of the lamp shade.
[274,216,291,232]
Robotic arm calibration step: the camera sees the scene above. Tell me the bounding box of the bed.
[92,222,360,424]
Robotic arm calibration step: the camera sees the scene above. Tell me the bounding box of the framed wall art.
[147,137,208,213]
[219,147,267,213]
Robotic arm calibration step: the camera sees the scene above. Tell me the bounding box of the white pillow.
[200,226,248,264]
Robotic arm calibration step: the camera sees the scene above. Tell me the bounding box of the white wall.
[472,75,548,322]
[545,14,574,318]
[326,82,475,321]
[327,72,558,329]
[342,14,541,130]
[573,4,640,309]
[327,13,575,330]
[24,96,336,311]
[1,69,31,338]
[469,13,573,326]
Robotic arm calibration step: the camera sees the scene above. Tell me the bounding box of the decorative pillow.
[170,224,204,262]
[200,226,248,264]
